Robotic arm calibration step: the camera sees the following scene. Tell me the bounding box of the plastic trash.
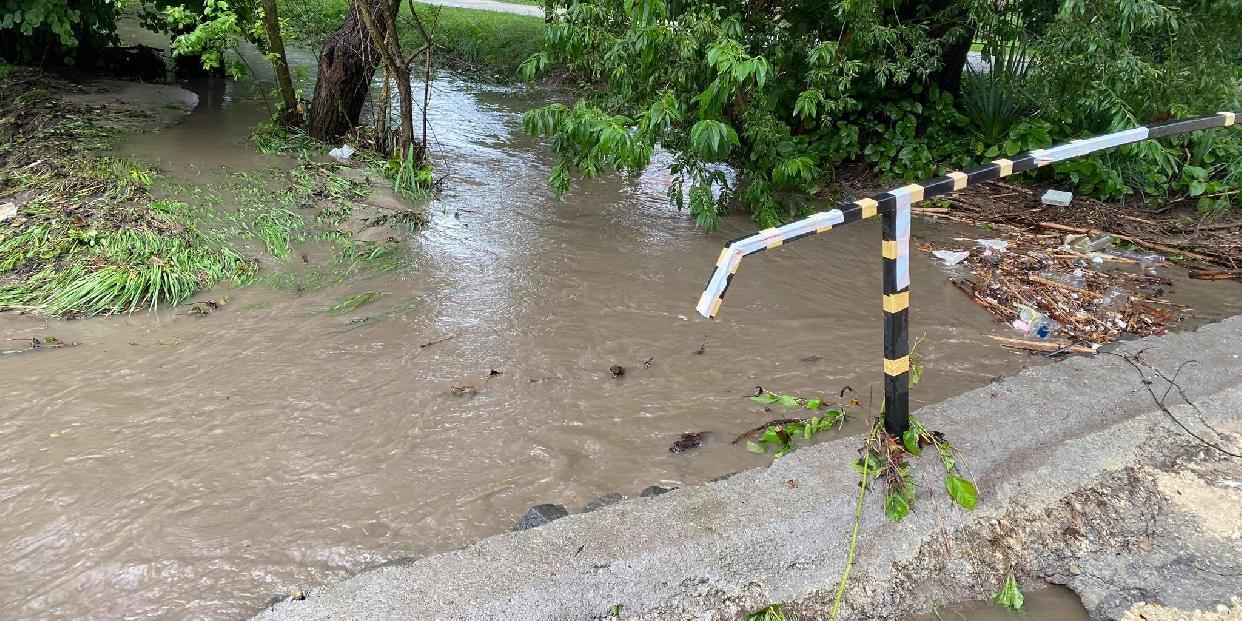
[1064,234,1091,253]
[932,250,970,265]
[976,239,1009,252]
[0,202,15,222]
[1036,270,1087,289]
[1098,286,1128,311]
[328,144,356,162]
[1086,235,1113,251]
[1013,304,1060,339]
[1041,189,1073,207]
[1103,248,1165,268]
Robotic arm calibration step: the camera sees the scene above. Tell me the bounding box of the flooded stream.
[3,33,1240,621]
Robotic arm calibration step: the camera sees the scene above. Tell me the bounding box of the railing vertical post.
[880,198,912,436]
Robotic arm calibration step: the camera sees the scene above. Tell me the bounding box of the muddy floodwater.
[4,48,1242,621]
[906,587,1090,621]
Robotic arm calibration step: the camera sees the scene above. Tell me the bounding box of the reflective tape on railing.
[696,111,1241,319]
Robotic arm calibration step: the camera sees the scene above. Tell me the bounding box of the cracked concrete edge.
[256,317,1242,621]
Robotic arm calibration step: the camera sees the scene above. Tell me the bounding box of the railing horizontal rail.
[696,111,1239,436]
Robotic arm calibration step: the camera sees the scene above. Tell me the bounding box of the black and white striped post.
[696,111,1238,438]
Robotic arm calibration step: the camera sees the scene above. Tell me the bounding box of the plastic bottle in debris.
[1085,235,1113,251]
[1014,304,1060,339]
[1104,248,1166,269]
[1036,270,1087,289]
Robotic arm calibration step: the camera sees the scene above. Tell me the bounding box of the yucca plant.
[961,0,1038,145]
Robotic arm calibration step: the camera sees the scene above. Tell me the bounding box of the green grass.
[279,0,545,80]
[412,5,544,78]
[0,198,257,316]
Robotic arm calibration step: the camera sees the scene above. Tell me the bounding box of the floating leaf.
[776,394,799,407]
[945,475,977,510]
[745,441,766,454]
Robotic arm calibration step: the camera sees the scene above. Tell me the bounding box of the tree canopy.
[521,0,1242,229]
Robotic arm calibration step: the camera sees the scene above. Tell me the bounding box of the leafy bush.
[521,0,975,230]
[0,0,119,63]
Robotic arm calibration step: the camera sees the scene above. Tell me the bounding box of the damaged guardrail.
[697,111,1240,437]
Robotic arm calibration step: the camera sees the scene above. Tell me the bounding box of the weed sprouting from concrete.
[993,573,1024,611]
[746,603,786,621]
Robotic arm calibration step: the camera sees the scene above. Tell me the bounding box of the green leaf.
[884,493,910,522]
[1189,181,1207,197]
[852,451,881,474]
[993,573,1024,611]
[746,441,766,454]
[806,397,822,410]
[776,395,799,408]
[945,475,977,510]
[1183,164,1209,179]
[902,430,921,455]
[749,393,779,404]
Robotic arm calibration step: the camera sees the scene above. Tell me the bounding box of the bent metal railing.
[697,111,1239,437]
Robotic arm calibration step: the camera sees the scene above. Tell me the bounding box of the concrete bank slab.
[257,318,1242,620]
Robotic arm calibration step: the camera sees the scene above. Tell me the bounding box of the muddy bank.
[256,316,1242,621]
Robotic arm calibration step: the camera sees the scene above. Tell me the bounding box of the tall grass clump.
[0,200,257,316]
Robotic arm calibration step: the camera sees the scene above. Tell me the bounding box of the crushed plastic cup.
[977,239,1009,252]
[1064,234,1091,253]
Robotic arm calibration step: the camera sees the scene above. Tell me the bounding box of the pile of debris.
[924,231,1182,351]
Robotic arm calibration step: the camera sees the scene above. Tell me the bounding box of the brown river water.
[3,33,1240,621]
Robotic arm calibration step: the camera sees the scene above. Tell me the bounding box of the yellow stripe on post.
[993,159,1014,177]
[715,247,731,267]
[884,356,910,376]
[898,184,925,203]
[882,291,909,313]
[709,298,723,317]
[947,171,968,190]
[816,224,833,234]
[882,240,898,259]
[766,238,783,249]
[855,198,879,219]
[1221,112,1237,127]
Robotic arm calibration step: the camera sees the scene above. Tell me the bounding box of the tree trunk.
[261,0,298,117]
[897,0,974,96]
[308,0,388,143]
[354,0,422,157]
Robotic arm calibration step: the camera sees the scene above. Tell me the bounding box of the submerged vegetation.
[0,69,420,317]
[0,71,254,316]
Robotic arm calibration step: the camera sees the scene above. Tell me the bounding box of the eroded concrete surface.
[257,318,1242,620]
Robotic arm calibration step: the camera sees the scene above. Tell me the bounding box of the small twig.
[1104,351,1240,458]
[419,334,455,348]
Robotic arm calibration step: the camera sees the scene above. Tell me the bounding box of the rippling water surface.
[3,31,1238,621]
